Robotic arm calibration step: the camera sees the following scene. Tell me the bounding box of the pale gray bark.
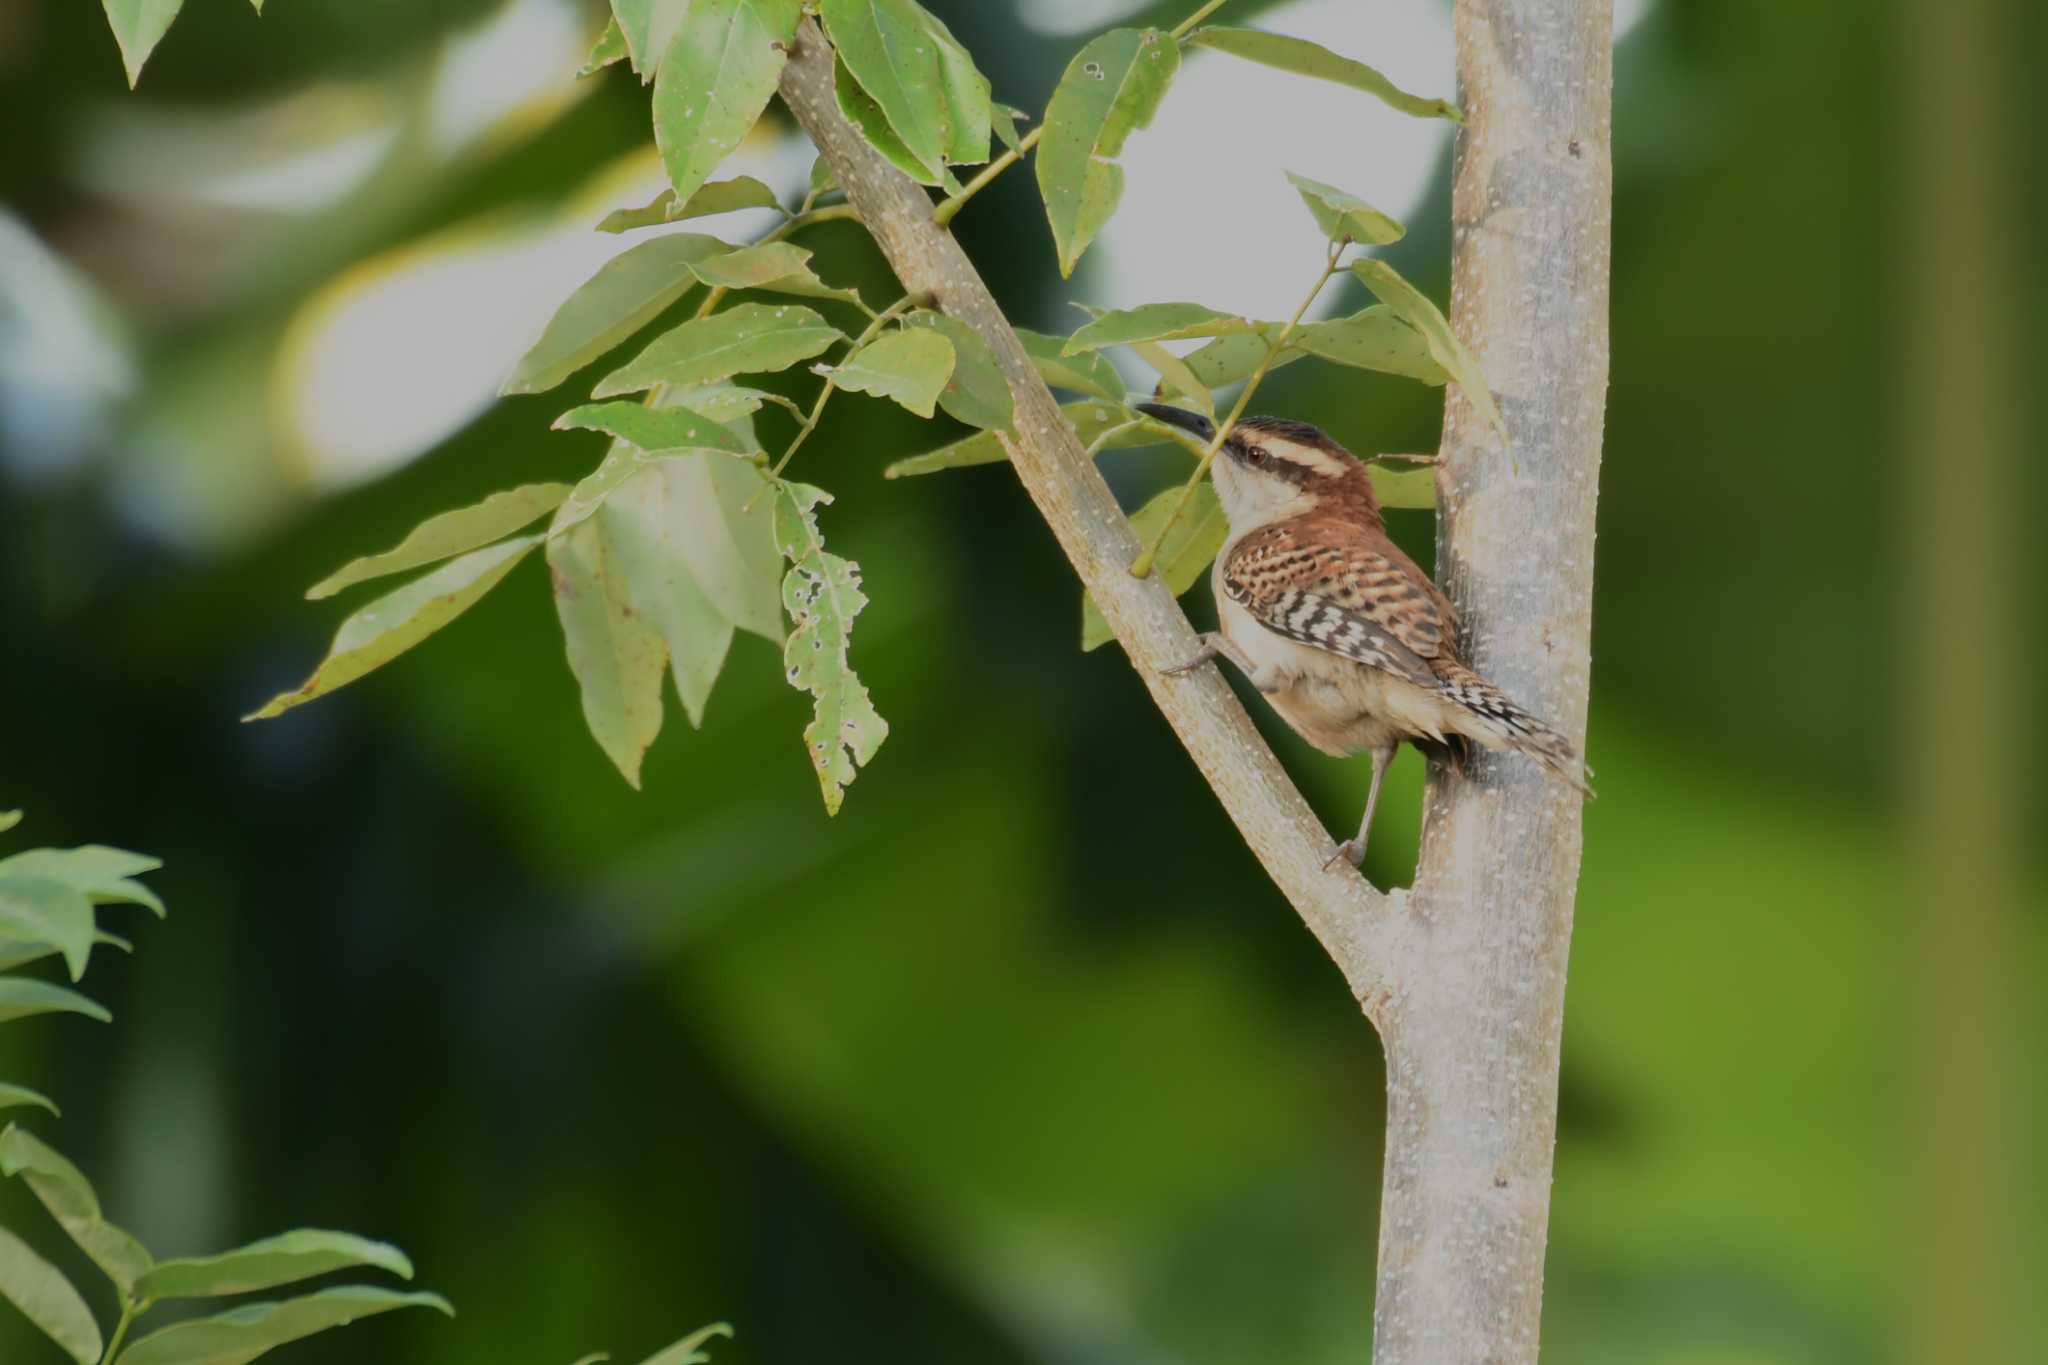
[780,0,1610,1354]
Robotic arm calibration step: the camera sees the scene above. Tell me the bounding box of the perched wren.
[1137,403,1587,869]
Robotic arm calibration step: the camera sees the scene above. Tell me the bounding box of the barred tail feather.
[1434,665,1595,798]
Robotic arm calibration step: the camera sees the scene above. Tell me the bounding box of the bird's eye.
[1247,446,1268,466]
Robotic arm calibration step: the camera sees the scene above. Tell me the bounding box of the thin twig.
[767,290,926,482]
[1130,236,1345,576]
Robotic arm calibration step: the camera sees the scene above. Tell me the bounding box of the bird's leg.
[1161,632,1292,692]
[1327,743,1396,870]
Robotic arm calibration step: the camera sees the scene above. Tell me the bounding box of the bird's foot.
[1161,634,1223,676]
[1324,838,1367,871]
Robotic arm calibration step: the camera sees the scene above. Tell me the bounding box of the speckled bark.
[1378,1,1611,1360]
[780,2,1608,1356]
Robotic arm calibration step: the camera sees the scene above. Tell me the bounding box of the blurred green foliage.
[0,2,2042,1364]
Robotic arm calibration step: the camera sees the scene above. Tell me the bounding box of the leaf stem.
[1130,236,1344,577]
[101,1300,138,1365]
[932,0,1232,229]
[766,291,927,482]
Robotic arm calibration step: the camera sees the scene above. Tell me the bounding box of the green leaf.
[503,233,733,395]
[1127,338,1212,417]
[555,403,754,456]
[884,400,1156,477]
[1036,28,1180,278]
[596,177,783,233]
[1180,326,1304,388]
[607,0,692,79]
[831,58,947,189]
[114,1285,452,1365]
[550,445,782,778]
[1185,27,1462,123]
[902,312,1014,431]
[0,812,20,833]
[1284,171,1406,245]
[687,243,865,306]
[821,329,955,419]
[991,103,1025,155]
[1064,303,1264,354]
[1016,329,1124,401]
[820,0,952,182]
[571,1356,610,1365]
[579,16,629,77]
[807,156,838,199]
[0,1085,58,1116]
[1082,481,1227,651]
[0,878,94,982]
[137,1231,411,1303]
[652,0,803,207]
[0,1225,101,1365]
[922,7,993,166]
[306,485,570,600]
[772,484,887,815]
[548,513,669,788]
[0,1125,153,1298]
[1350,258,1506,435]
[1291,305,1447,384]
[0,980,111,1026]
[246,538,540,721]
[641,1322,735,1365]
[1369,465,1438,510]
[594,303,842,398]
[102,0,186,88]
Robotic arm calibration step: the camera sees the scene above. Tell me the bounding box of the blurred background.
[1,1,2041,1362]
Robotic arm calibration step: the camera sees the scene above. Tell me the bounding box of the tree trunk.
[780,0,1611,1354]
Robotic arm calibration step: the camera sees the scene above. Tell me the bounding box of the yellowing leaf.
[1036,29,1180,278]
[823,329,955,419]
[307,485,569,600]
[773,484,887,815]
[247,539,540,721]
[1351,258,1506,436]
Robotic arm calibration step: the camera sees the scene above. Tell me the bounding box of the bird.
[1136,402,1588,870]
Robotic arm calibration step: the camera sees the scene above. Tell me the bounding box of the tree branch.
[775,19,1395,1006]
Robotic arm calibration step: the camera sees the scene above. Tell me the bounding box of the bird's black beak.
[1135,402,1216,442]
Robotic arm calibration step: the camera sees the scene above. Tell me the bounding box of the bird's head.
[1135,403,1378,528]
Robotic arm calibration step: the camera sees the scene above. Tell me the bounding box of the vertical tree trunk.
[1374,3,1611,1359]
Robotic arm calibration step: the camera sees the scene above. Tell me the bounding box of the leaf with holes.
[902,312,1013,431]
[247,539,540,720]
[652,0,804,207]
[1285,171,1406,245]
[503,234,733,395]
[0,1125,153,1297]
[597,176,783,232]
[594,303,843,398]
[1082,482,1228,651]
[822,329,955,419]
[1036,28,1180,277]
[820,0,952,182]
[114,1286,452,1365]
[773,484,887,815]
[1064,303,1265,354]
[307,485,569,600]
[1185,27,1461,122]
[1351,258,1505,435]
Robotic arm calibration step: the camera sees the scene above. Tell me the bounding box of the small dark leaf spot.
[1083,61,1105,79]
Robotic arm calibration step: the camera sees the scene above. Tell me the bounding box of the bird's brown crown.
[1225,416,1380,512]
